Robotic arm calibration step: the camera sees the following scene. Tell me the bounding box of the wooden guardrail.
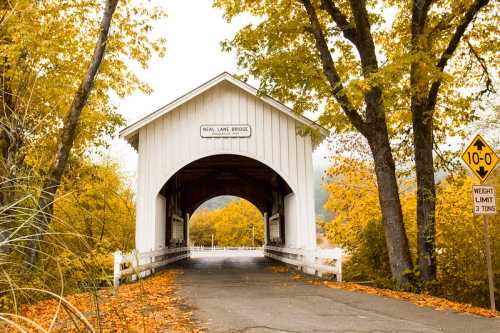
[264,246,343,281]
[190,246,263,251]
[113,247,189,286]
[113,246,342,286]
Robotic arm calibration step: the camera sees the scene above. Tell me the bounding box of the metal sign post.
[462,134,498,311]
[471,185,497,311]
[482,215,495,311]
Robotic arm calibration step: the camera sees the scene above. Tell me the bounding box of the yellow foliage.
[0,0,166,171]
[189,199,264,247]
[214,0,498,169]
[323,157,500,307]
[41,159,136,291]
[324,157,416,256]
[435,174,500,306]
[53,160,135,252]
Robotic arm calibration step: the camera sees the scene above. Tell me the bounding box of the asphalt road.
[172,254,500,333]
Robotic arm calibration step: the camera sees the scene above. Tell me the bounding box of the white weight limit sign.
[472,185,496,215]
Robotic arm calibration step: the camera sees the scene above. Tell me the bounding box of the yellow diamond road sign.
[462,134,498,183]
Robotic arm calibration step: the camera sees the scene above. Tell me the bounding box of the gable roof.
[120,72,329,149]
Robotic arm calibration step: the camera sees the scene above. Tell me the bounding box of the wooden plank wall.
[136,81,316,252]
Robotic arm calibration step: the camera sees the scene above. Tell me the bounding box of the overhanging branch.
[320,0,358,46]
[466,40,495,96]
[300,0,366,134]
[427,0,490,110]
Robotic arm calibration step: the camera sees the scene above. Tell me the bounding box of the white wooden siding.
[134,81,318,252]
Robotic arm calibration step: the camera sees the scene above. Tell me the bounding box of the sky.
[110,0,330,181]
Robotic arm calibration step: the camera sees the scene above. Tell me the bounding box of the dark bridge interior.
[160,154,292,247]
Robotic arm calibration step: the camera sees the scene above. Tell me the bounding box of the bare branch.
[427,0,490,110]
[466,39,495,96]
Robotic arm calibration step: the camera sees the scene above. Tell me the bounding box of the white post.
[252,225,255,248]
[337,250,343,282]
[130,249,139,281]
[186,213,190,247]
[482,216,496,311]
[113,250,123,287]
[263,212,268,246]
[186,213,191,258]
[302,249,316,275]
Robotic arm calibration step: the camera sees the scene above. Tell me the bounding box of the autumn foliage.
[11,271,201,332]
[189,199,264,247]
[323,157,499,308]
[0,0,163,318]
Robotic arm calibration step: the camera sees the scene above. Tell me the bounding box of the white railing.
[113,245,343,286]
[113,247,189,286]
[264,246,343,282]
[190,246,263,251]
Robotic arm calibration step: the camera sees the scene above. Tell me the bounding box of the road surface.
[172,253,499,333]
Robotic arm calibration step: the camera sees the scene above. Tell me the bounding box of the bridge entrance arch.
[120,73,328,271]
[162,154,291,248]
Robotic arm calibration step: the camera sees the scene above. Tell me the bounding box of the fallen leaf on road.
[266,266,288,273]
[323,281,499,318]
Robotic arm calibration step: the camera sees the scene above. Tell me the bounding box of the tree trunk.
[0,68,17,254]
[410,0,489,283]
[365,88,415,288]
[368,124,414,288]
[26,0,119,266]
[300,0,414,287]
[412,103,436,282]
[410,0,437,283]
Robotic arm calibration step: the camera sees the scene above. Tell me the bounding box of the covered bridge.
[119,72,331,273]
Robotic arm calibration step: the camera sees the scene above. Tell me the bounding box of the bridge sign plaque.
[200,125,251,138]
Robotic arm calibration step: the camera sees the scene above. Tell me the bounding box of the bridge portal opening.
[189,196,264,248]
[158,154,292,249]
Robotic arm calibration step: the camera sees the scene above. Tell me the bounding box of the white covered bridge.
[115,73,342,284]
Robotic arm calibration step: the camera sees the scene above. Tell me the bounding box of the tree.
[25,0,120,266]
[324,156,417,285]
[53,159,136,251]
[215,0,413,286]
[47,159,136,290]
[189,209,217,246]
[0,0,165,265]
[1,0,164,203]
[323,156,500,307]
[214,0,497,284]
[408,0,492,281]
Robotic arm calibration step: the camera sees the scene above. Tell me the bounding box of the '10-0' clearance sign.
[461,134,498,183]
